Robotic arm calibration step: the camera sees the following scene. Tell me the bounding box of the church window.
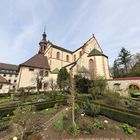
[79,51,82,57]
[56,52,60,59]
[89,59,94,80]
[74,55,76,61]
[66,55,69,62]
[3,74,6,77]
[8,79,11,83]
[14,80,17,83]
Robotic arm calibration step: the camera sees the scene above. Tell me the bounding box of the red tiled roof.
[0,75,10,84]
[108,77,140,81]
[20,53,50,70]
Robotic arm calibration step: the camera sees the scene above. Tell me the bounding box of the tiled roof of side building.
[0,63,18,71]
[108,77,140,81]
[0,75,10,84]
[20,53,50,70]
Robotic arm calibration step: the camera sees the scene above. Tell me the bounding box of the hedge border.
[0,99,67,117]
[92,100,140,116]
[77,100,140,128]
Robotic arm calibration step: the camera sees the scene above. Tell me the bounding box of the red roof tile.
[20,53,50,70]
[108,77,140,81]
[0,75,10,84]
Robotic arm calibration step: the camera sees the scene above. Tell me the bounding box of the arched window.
[89,59,94,80]
[79,51,82,57]
[56,52,60,59]
[129,84,139,90]
[66,55,69,62]
[74,55,76,61]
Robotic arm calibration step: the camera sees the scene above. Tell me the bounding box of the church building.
[17,32,110,90]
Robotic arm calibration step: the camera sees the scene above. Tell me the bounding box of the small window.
[14,80,17,83]
[74,55,76,61]
[13,86,15,89]
[39,70,43,77]
[66,55,69,62]
[29,68,34,71]
[45,71,49,77]
[56,52,60,59]
[8,80,11,83]
[9,74,12,77]
[114,83,120,91]
[3,74,6,77]
[79,51,82,57]
[0,84,3,89]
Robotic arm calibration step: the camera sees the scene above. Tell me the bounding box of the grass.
[53,116,64,131]
[39,107,57,116]
[0,97,11,103]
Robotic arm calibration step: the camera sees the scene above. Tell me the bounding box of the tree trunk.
[70,70,76,125]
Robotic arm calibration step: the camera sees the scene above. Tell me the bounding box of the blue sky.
[0,0,140,66]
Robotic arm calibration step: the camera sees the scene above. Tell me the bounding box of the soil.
[0,106,140,140]
[43,111,140,140]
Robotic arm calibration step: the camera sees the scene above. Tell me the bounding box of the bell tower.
[39,32,48,54]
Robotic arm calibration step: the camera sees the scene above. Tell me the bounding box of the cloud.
[0,0,140,67]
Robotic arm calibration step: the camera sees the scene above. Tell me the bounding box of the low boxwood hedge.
[100,106,140,128]
[76,100,140,128]
[0,99,67,117]
[92,101,140,116]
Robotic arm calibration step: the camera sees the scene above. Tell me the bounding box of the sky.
[0,0,140,66]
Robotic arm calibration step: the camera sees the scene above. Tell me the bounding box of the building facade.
[0,63,18,90]
[0,75,10,93]
[17,32,110,90]
[108,77,140,96]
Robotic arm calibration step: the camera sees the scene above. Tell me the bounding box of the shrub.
[83,100,100,117]
[0,121,9,131]
[53,116,64,131]
[0,116,10,131]
[100,106,140,128]
[92,100,140,116]
[105,92,120,106]
[92,119,105,129]
[68,123,80,136]
[121,123,136,134]
[74,75,91,93]
[80,123,92,134]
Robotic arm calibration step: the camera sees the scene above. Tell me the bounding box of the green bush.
[53,116,64,131]
[83,100,100,117]
[92,119,105,129]
[0,99,67,117]
[80,123,92,134]
[100,106,140,128]
[121,123,136,134]
[0,97,11,103]
[68,123,80,136]
[0,121,9,131]
[105,92,120,106]
[92,100,140,117]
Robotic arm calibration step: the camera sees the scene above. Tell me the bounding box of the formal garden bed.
[44,113,140,140]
